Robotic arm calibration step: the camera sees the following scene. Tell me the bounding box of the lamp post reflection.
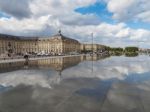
[91,33,94,74]
[24,59,29,69]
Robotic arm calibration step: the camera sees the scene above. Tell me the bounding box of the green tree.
[125,47,139,52]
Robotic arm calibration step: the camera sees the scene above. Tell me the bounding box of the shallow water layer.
[0,55,150,112]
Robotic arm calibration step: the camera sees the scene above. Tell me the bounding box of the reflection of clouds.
[0,78,103,112]
[0,55,149,85]
[0,55,149,90]
[0,56,150,88]
[101,81,150,112]
[0,56,150,111]
[137,81,150,92]
[62,55,150,80]
[0,74,150,112]
[129,64,146,74]
[0,69,61,89]
[113,66,128,75]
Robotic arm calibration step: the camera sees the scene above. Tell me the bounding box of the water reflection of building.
[80,54,110,61]
[0,62,23,73]
[0,55,109,73]
[0,61,38,73]
[37,56,81,73]
[0,56,81,73]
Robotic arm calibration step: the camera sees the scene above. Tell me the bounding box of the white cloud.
[136,11,150,23]
[130,29,150,41]
[0,0,150,47]
[115,28,130,38]
[30,0,97,17]
[107,0,150,22]
[0,0,32,19]
[60,13,101,26]
[1,15,150,47]
[0,15,59,36]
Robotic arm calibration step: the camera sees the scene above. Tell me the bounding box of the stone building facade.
[0,34,38,56]
[80,44,106,53]
[0,32,80,57]
[38,33,80,54]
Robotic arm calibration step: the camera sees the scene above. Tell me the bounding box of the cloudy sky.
[0,0,150,48]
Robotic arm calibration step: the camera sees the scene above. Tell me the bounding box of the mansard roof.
[0,34,20,40]
[0,32,80,43]
[0,33,38,40]
[51,32,80,43]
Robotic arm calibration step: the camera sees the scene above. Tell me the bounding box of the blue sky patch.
[126,21,150,30]
[0,12,11,19]
[75,2,114,24]
[75,1,150,30]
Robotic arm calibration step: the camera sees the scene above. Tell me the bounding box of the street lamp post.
[91,33,94,55]
[91,33,94,73]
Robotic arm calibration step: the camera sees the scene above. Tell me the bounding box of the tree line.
[105,46,139,52]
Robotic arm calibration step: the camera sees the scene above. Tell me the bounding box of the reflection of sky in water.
[62,55,150,81]
[0,69,60,89]
[0,55,150,112]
